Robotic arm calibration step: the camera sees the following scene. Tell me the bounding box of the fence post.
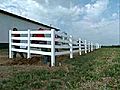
[99,44,100,49]
[85,40,87,54]
[91,42,93,51]
[95,43,97,49]
[96,43,98,49]
[27,29,30,58]
[88,41,91,52]
[69,35,73,58]
[9,30,12,58]
[98,43,99,49]
[79,38,81,55]
[51,29,55,66]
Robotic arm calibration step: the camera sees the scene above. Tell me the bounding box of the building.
[0,9,59,47]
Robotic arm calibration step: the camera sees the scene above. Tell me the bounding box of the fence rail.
[9,29,101,66]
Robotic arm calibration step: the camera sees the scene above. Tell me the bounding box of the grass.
[0,48,120,90]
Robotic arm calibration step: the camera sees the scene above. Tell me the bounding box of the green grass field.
[0,48,120,90]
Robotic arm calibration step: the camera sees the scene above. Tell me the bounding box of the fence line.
[9,29,101,66]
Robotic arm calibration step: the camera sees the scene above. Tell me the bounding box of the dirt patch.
[0,49,70,66]
[0,56,9,64]
[0,55,70,66]
[1,57,44,66]
[0,56,68,66]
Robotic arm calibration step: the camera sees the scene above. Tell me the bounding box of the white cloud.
[45,0,49,4]
[82,0,109,22]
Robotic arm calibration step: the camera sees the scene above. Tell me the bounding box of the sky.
[0,0,119,45]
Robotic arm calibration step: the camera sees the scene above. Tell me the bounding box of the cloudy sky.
[0,0,119,45]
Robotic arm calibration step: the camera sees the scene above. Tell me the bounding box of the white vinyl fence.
[9,29,101,66]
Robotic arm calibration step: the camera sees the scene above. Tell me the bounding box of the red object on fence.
[32,28,46,44]
[35,28,45,37]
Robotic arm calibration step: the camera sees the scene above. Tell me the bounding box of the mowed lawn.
[0,48,120,90]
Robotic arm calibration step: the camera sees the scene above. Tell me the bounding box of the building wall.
[0,13,49,43]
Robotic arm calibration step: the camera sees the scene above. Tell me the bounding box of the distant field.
[0,48,120,90]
